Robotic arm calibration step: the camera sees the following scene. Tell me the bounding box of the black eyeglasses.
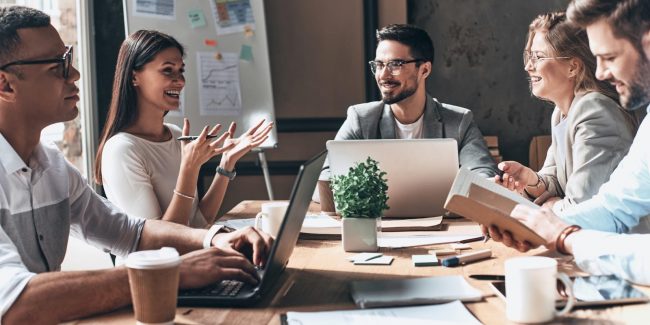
[369,59,423,76]
[0,45,73,79]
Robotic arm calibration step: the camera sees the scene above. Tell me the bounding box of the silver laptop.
[327,139,458,218]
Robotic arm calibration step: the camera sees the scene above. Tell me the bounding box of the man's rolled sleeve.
[0,228,36,320]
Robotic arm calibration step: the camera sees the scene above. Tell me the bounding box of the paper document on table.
[378,223,483,248]
[216,214,341,234]
[300,215,444,235]
[301,213,341,235]
[285,300,481,325]
[216,218,255,229]
[350,275,483,309]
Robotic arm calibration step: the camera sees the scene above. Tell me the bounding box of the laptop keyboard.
[180,280,244,297]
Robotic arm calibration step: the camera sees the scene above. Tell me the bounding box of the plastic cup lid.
[125,247,181,269]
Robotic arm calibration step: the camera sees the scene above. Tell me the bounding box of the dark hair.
[376,24,434,65]
[94,30,184,184]
[0,6,50,68]
[526,12,618,101]
[567,0,650,55]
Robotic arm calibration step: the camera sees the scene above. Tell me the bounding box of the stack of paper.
[350,275,483,308]
[300,214,444,236]
[285,300,481,325]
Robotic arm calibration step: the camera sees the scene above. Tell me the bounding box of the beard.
[620,58,650,111]
[380,82,418,105]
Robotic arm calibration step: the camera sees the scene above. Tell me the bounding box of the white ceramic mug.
[505,256,575,323]
[254,202,288,237]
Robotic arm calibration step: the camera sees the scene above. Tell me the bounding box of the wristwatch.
[216,166,236,180]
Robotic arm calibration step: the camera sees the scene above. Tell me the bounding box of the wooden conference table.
[76,200,650,324]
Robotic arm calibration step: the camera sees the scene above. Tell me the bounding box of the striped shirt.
[0,133,145,317]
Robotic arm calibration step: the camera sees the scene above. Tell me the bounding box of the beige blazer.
[538,92,637,213]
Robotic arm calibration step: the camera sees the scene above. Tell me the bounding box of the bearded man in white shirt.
[0,6,272,323]
[487,0,650,286]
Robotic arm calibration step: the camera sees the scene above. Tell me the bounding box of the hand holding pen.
[178,118,234,169]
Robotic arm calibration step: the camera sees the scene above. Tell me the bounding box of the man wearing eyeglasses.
[0,6,272,324]
[331,24,498,178]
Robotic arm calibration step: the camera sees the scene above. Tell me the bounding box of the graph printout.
[197,52,242,116]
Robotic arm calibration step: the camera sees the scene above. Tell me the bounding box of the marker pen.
[441,248,492,267]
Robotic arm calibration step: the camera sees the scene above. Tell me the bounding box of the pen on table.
[468,274,505,281]
[441,248,492,267]
[177,134,222,141]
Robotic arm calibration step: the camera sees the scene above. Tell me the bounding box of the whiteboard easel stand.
[253,148,274,200]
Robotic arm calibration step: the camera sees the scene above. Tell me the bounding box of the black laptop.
[178,150,327,307]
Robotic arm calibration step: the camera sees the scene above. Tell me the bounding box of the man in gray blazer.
[329,24,498,178]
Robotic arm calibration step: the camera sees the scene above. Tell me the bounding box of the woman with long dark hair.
[95,30,272,227]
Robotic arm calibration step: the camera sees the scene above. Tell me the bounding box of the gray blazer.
[331,95,498,177]
[539,92,637,213]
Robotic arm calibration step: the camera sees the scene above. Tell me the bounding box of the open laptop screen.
[327,139,458,218]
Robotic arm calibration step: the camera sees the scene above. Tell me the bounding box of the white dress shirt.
[571,230,650,286]
[0,133,145,318]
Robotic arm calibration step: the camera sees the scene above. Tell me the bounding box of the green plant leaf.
[331,157,389,218]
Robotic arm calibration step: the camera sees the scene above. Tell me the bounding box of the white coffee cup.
[125,247,181,325]
[254,202,288,237]
[505,256,575,323]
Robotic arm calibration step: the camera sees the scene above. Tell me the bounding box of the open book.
[444,168,545,247]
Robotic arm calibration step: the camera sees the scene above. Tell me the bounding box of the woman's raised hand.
[221,119,274,167]
[494,161,537,193]
[180,118,234,170]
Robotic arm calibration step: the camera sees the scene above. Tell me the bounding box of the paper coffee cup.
[126,247,181,325]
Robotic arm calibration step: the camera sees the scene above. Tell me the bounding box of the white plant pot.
[342,217,380,252]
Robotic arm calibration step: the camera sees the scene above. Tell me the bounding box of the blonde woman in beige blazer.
[496,12,637,213]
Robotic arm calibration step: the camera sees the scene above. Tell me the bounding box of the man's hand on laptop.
[178,248,260,289]
[212,227,274,268]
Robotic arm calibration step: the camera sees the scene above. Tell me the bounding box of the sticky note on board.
[244,25,254,37]
[204,39,218,47]
[240,44,253,62]
[187,9,206,29]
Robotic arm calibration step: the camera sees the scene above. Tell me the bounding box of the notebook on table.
[327,139,459,218]
[178,150,327,307]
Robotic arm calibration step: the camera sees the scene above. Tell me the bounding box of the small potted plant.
[331,157,389,252]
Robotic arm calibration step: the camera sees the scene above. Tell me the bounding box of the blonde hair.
[525,12,618,101]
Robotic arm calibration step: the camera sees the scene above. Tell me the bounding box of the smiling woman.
[94,30,272,231]
[495,12,637,214]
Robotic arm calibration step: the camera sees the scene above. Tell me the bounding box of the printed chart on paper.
[197,52,242,116]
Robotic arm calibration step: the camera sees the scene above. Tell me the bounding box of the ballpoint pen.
[469,274,505,281]
[177,134,222,141]
[483,233,491,243]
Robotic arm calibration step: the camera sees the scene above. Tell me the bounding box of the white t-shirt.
[101,123,207,228]
[394,114,424,139]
